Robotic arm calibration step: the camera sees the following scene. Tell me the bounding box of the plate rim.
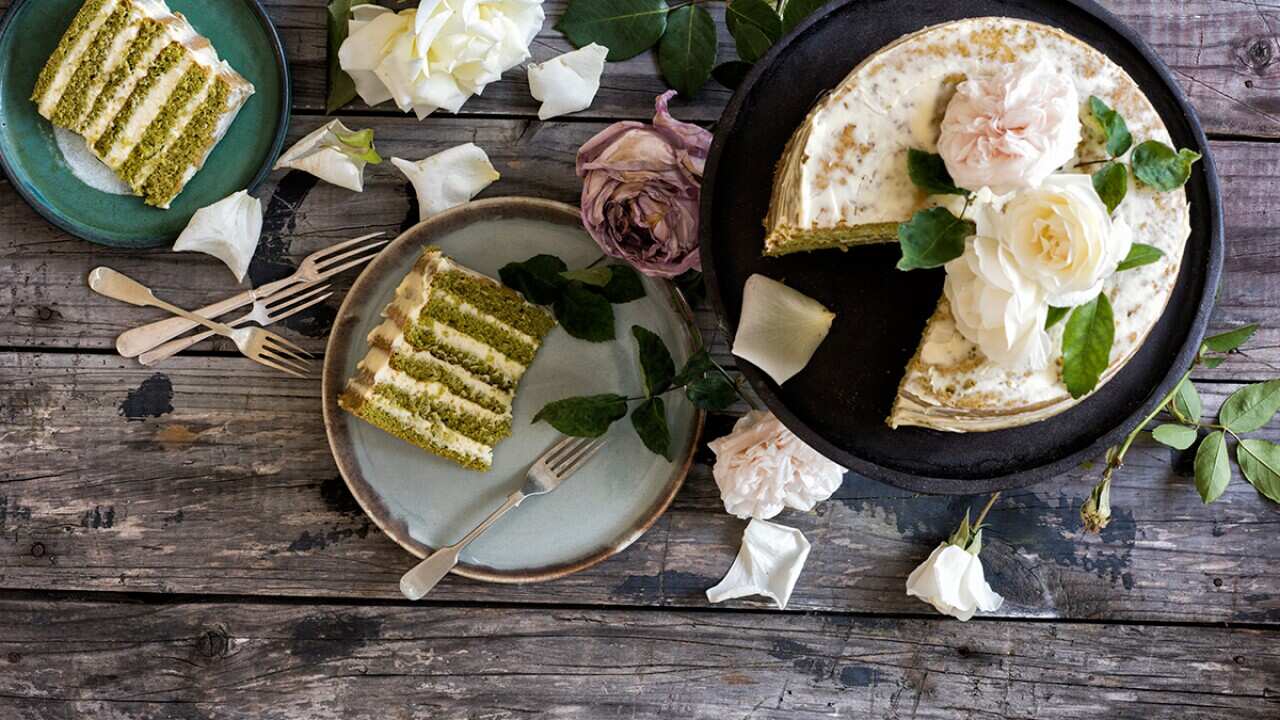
[0,0,292,249]
[698,0,1226,495]
[321,197,707,584]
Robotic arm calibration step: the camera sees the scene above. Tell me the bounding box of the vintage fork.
[399,436,608,601]
[89,268,313,378]
[138,281,334,366]
[115,231,388,358]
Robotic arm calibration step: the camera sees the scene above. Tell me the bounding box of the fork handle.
[400,491,525,601]
[114,276,293,358]
[138,325,228,366]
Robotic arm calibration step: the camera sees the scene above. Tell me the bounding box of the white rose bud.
[906,509,1004,621]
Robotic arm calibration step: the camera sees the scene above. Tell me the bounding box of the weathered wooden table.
[2,2,1278,717]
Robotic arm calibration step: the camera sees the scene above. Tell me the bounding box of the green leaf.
[896,207,974,271]
[686,372,738,410]
[1087,96,1133,158]
[554,283,616,342]
[1203,356,1227,370]
[907,149,968,196]
[1091,162,1128,215]
[630,397,672,459]
[1045,306,1070,330]
[712,60,753,90]
[561,267,613,287]
[1172,377,1203,424]
[335,128,382,164]
[632,325,676,397]
[500,255,568,305]
[1219,380,1280,434]
[658,5,717,97]
[1131,140,1201,191]
[1062,294,1115,399]
[1194,431,1231,504]
[672,348,715,385]
[1115,243,1165,272]
[534,394,628,437]
[1152,423,1198,450]
[557,0,670,61]
[600,265,647,304]
[781,0,828,32]
[1202,324,1259,353]
[326,0,357,114]
[1237,438,1280,504]
[726,0,780,62]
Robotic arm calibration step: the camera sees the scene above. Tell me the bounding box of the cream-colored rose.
[999,173,1133,307]
[937,61,1081,194]
[708,411,847,520]
[943,198,1051,371]
[906,542,1004,621]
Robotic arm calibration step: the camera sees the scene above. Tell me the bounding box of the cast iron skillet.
[699,0,1224,495]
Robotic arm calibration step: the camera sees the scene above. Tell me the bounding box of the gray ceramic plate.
[322,198,705,583]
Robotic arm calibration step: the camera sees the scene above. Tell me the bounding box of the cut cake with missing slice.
[31,0,255,209]
[340,248,557,471]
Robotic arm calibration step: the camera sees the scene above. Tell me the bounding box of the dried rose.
[575,91,710,278]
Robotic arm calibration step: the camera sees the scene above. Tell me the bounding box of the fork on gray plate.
[89,267,314,378]
[138,281,333,366]
[399,435,607,601]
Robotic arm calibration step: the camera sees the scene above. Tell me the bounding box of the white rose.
[943,198,1051,371]
[937,60,1081,194]
[999,173,1134,308]
[708,411,847,520]
[906,542,1004,621]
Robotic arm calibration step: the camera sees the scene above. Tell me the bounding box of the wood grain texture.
[0,596,1277,720]
[0,119,1276,380]
[2,351,1277,623]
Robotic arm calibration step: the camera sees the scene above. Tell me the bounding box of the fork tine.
[268,292,334,324]
[309,232,386,263]
[263,331,312,357]
[551,437,602,475]
[265,283,331,315]
[260,347,310,374]
[254,354,306,379]
[258,278,314,306]
[543,435,590,467]
[313,239,390,273]
[320,250,389,279]
[555,439,606,478]
[263,337,313,364]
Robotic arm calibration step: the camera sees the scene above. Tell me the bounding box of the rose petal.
[527,43,608,120]
[172,190,264,282]
[391,143,500,221]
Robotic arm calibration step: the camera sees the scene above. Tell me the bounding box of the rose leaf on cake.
[557,0,669,61]
[1061,294,1115,399]
[1087,96,1133,158]
[528,43,609,120]
[706,519,811,610]
[896,207,974,271]
[1116,243,1166,271]
[172,190,264,283]
[392,143,500,222]
[1091,161,1128,215]
[907,149,971,197]
[732,275,836,386]
[275,121,382,192]
[658,5,717,97]
[1132,141,1203,192]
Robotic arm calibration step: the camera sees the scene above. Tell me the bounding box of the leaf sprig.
[534,326,745,456]
[1082,324,1279,533]
[500,255,646,342]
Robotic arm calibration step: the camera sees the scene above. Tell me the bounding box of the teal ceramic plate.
[0,0,290,247]
[322,199,705,583]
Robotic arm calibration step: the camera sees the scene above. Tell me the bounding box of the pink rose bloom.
[576,91,711,278]
[937,61,1081,195]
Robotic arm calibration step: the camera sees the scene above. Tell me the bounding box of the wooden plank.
[0,116,1275,379]
[1,0,1274,132]
[0,596,1277,719]
[2,351,1278,623]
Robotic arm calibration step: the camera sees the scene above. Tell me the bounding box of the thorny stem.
[1108,367,1195,472]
